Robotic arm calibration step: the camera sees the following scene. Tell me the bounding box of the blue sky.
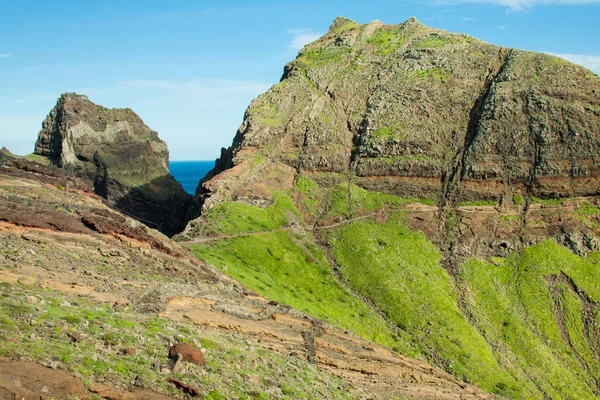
[1,0,599,160]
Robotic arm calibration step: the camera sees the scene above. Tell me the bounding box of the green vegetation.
[367,28,408,55]
[199,192,297,236]
[322,182,434,220]
[407,67,451,81]
[333,20,361,34]
[299,46,353,68]
[380,155,437,164]
[186,175,599,399]
[545,54,575,67]
[24,153,51,165]
[572,205,600,227]
[499,214,519,223]
[458,200,497,207]
[294,176,325,217]
[253,103,283,127]
[190,232,415,355]
[459,240,600,399]
[324,213,517,393]
[513,193,524,205]
[527,74,541,83]
[529,196,567,205]
[253,155,265,165]
[413,35,464,49]
[373,122,406,139]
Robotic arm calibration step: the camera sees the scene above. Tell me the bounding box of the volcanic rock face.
[198,16,600,209]
[35,93,193,236]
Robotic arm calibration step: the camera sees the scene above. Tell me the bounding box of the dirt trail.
[178,200,588,245]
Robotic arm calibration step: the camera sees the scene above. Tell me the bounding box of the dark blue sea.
[170,160,215,195]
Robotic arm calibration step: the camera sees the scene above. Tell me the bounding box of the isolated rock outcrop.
[34,93,193,236]
[197,16,600,209]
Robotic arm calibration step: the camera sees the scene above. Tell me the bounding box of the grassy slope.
[190,192,418,355]
[323,213,519,396]
[0,282,354,400]
[459,242,600,399]
[188,179,600,399]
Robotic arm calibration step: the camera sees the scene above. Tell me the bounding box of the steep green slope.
[189,194,418,356]
[325,216,600,398]
[459,242,600,399]
[185,178,600,398]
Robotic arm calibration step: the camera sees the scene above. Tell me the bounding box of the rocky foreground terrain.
[0,151,486,399]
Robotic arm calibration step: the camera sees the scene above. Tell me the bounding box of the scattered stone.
[248,374,264,387]
[166,378,200,397]
[67,332,82,342]
[168,343,206,366]
[134,375,144,388]
[26,296,38,304]
[89,382,120,400]
[170,353,183,373]
[123,347,136,356]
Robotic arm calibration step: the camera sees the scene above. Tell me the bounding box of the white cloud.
[498,25,508,29]
[547,53,600,73]
[287,29,323,51]
[461,17,480,21]
[430,0,600,11]
[0,53,14,58]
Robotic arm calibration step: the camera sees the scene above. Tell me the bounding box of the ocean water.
[170,160,215,195]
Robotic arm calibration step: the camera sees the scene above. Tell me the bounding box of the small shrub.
[513,193,523,205]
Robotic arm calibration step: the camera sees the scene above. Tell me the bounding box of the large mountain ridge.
[1,16,600,400]
[180,16,600,399]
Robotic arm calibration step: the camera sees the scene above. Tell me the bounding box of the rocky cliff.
[181,17,600,399]
[34,93,194,236]
[198,16,600,209]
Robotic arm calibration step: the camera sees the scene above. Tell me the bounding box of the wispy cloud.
[548,53,600,73]
[429,0,600,11]
[461,17,480,21]
[287,29,323,51]
[0,52,14,58]
[498,25,508,29]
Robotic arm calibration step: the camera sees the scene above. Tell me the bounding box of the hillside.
[179,17,600,399]
[0,152,486,398]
